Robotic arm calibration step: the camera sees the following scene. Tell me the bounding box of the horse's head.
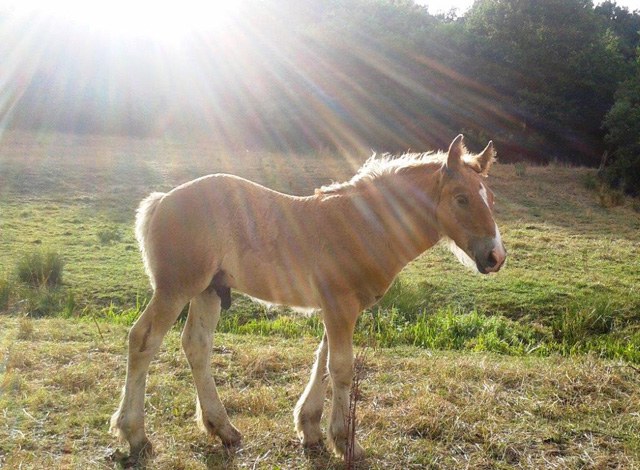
[436,135,507,274]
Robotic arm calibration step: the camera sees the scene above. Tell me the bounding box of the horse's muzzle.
[473,240,507,274]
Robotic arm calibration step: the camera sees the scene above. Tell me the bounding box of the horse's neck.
[335,170,442,264]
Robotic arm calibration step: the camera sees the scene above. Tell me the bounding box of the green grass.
[1,132,639,363]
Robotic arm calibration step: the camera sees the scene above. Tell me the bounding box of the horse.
[110,134,507,462]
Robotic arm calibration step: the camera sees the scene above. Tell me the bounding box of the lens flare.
[4,0,241,41]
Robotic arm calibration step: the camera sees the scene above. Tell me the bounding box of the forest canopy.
[2,0,640,185]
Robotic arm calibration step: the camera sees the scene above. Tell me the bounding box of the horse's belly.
[224,256,318,308]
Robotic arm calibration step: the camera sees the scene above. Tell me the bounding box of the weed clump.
[16,250,64,288]
[579,171,625,207]
[17,316,35,340]
[514,162,527,177]
[552,304,615,351]
[97,226,121,244]
[0,278,10,311]
[597,186,624,207]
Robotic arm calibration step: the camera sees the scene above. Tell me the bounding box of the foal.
[110,134,506,461]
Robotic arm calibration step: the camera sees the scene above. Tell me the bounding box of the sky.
[419,0,640,14]
[0,0,639,40]
[2,1,640,25]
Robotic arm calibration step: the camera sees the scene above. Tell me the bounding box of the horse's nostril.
[487,250,497,266]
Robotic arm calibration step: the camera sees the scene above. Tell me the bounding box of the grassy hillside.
[1,132,639,361]
[2,132,640,468]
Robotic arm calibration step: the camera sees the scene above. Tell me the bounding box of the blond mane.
[316,151,446,195]
[316,142,493,196]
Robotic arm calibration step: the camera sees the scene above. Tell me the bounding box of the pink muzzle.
[485,246,506,273]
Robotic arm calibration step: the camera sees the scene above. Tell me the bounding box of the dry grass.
[1,316,639,469]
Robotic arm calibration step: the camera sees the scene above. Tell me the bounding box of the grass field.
[1,132,640,468]
[2,317,640,469]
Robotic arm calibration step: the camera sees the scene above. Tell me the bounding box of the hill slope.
[0,132,639,361]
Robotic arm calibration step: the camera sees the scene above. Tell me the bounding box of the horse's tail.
[135,192,165,289]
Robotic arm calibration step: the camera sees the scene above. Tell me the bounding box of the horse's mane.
[316,151,447,196]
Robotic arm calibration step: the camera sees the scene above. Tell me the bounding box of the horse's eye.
[455,195,469,206]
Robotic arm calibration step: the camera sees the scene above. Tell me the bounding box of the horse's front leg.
[294,331,328,447]
[323,298,364,459]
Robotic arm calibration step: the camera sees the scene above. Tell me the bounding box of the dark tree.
[602,64,640,196]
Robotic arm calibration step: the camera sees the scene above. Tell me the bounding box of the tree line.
[2,0,639,193]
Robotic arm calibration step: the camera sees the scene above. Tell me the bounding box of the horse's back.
[141,174,321,305]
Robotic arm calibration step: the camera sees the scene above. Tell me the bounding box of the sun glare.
[6,0,241,41]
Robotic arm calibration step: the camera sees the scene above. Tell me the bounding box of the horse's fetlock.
[294,405,324,445]
[198,409,242,445]
[295,406,322,428]
[327,428,347,457]
[110,408,145,443]
[110,410,127,439]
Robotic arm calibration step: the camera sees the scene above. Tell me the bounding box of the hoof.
[110,439,153,468]
[346,441,365,461]
[302,439,327,457]
[328,433,364,460]
[200,414,242,448]
[303,439,325,450]
[220,425,243,448]
[130,439,153,461]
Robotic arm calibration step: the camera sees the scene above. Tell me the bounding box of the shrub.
[17,316,35,340]
[602,70,640,196]
[16,250,64,288]
[581,172,599,191]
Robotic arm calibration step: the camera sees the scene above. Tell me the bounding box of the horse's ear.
[477,141,496,176]
[446,134,465,169]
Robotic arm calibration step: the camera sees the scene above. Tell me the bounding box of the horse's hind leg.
[294,331,328,448]
[110,291,186,460]
[182,290,241,446]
